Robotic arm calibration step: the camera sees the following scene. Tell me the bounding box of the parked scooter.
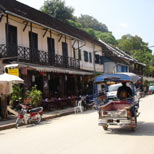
[80,95,94,110]
[16,104,43,128]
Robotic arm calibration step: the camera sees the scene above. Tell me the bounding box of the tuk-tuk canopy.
[94,73,140,84]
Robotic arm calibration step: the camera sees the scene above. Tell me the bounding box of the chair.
[74,100,84,113]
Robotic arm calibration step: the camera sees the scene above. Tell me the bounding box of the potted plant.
[24,85,42,107]
[10,85,23,109]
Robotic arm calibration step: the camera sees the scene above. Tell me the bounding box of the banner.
[8,68,19,77]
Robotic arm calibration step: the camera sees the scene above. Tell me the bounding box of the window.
[89,53,92,63]
[78,49,81,60]
[73,48,76,59]
[84,51,88,62]
[29,32,38,50]
[95,54,100,64]
[62,42,68,57]
[100,56,103,64]
[47,37,55,54]
[5,24,17,45]
[5,24,17,57]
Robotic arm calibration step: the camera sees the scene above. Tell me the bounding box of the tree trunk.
[1,95,8,119]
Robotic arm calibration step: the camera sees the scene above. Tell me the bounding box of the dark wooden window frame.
[89,52,92,63]
[84,50,88,62]
[78,49,81,60]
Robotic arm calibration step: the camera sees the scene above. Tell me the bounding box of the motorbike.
[16,104,43,128]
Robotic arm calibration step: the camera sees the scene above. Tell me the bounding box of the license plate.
[107,119,113,123]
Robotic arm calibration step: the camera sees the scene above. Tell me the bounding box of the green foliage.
[117,34,152,54]
[10,85,23,102]
[83,28,97,39]
[40,0,74,21]
[117,34,154,76]
[40,1,154,76]
[24,85,42,107]
[77,15,108,33]
[97,32,117,45]
[68,19,116,45]
[67,19,82,29]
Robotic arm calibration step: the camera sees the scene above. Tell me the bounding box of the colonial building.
[0,0,103,97]
[100,40,145,76]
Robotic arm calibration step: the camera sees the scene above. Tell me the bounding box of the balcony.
[0,44,80,70]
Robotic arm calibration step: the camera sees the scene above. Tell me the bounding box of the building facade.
[0,0,104,98]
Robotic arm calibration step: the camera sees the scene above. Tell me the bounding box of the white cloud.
[120,23,128,28]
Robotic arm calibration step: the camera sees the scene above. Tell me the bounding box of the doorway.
[5,24,17,57]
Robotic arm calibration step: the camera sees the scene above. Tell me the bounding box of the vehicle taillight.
[127,110,131,118]
[103,111,108,115]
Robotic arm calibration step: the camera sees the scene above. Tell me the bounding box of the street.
[0,95,154,154]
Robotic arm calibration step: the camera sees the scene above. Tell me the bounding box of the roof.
[0,0,146,67]
[10,62,93,75]
[94,72,140,83]
[99,39,146,66]
[99,40,130,65]
[0,0,101,45]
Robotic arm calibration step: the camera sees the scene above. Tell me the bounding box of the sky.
[17,0,154,52]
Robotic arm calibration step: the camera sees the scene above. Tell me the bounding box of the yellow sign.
[8,68,19,77]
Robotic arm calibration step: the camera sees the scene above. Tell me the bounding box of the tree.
[40,0,74,21]
[117,34,152,54]
[83,28,97,39]
[77,15,109,33]
[117,34,154,76]
[97,32,117,45]
[67,19,83,29]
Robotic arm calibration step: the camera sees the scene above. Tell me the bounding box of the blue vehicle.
[93,73,141,131]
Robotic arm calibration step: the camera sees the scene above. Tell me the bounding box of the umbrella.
[0,73,24,84]
[0,73,24,95]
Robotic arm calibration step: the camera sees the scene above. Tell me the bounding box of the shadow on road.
[0,133,5,135]
[82,109,96,114]
[24,120,52,129]
[107,121,154,136]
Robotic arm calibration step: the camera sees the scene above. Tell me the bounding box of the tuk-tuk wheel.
[103,125,108,131]
[131,127,136,131]
[131,116,137,131]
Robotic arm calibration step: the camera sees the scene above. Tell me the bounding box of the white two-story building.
[0,0,104,97]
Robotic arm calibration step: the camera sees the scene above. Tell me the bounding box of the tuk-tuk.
[93,73,140,131]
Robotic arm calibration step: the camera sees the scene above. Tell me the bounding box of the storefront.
[5,63,93,99]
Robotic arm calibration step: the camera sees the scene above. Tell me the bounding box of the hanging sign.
[8,68,19,77]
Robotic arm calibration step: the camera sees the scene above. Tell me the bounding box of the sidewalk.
[0,107,74,131]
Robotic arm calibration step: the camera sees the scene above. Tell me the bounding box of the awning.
[30,66,93,75]
[11,62,93,75]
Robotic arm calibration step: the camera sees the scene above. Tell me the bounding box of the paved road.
[0,95,154,154]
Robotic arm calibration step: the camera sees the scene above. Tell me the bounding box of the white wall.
[104,62,116,74]
[73,41,103,72]
[0,15,73,57]
[0,16,7,44]
[95,44,103,73]
[0,14,103,73]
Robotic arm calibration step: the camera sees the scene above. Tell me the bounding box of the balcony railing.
[0,44,80,70]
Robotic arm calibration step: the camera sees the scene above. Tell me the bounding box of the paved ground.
[0,95,154,154]
[0,107,74,130]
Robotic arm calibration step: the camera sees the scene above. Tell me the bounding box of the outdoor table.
[42,98,56,111]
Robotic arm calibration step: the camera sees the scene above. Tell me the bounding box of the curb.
[0,110,74,131]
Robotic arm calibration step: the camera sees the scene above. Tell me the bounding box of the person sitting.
[117,82,132,100]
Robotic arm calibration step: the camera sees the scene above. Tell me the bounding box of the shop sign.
[8,68,19,76]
